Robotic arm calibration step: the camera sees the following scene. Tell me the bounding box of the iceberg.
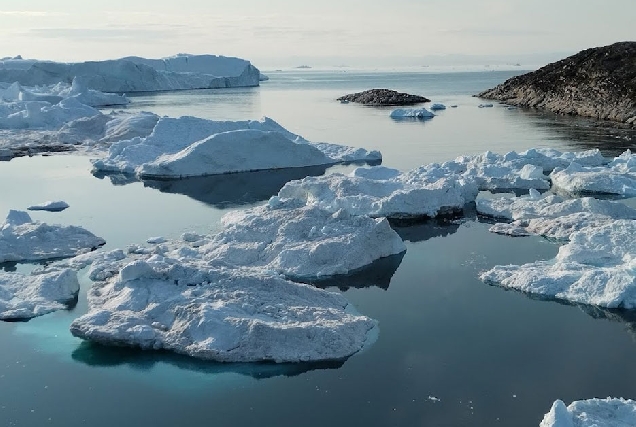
[27,200,70,212]
[270,165,478,220]
[540,398,636,427]
[0,210,105,263]
[550,150,636,196]
[1,79,128,108]
[430,103,446,110]
[0,97,100,130]
[477,190,636,239]
[481,220,636,308]
[0,268,79,320]
[0,54,261,93]
[70,263,377,363]
[92,116,380,178]
[390,108,435,119]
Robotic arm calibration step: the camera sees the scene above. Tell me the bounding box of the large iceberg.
[551,150,636,196]
[0,54,261,93]
[0,268,79,320]
[70,262,377,363]
[92,116,381,178]
[540,398,636,427]
[477,189,636,239]
[481,220,636,308]
[0,210,105,263]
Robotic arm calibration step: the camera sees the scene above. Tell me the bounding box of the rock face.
[337,89,430,106]
[478,42,636,126]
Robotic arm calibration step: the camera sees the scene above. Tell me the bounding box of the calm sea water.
[1,71,636,427]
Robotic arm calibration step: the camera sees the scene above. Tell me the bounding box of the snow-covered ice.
[550,150,636,196]
[540,398,636,427]
[1,79,128,108]
[27,200,70,212]
[481,220,636,308]
[270,165,478,220]
[390,108,435,119]
[70,260,377,362]
[477,190,636,239]
[0,210,105,263]
[0,54,261,92]
[92,116,380,178]
[0,268,79,320]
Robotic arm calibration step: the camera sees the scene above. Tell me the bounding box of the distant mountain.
[478,42,636,127]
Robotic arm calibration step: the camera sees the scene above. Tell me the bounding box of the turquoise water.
[1,71,636,426]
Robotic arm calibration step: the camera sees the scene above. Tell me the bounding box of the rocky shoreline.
[478,42,636,128]
[338,89,429,106]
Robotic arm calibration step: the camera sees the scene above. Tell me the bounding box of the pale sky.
[0,0,634,68]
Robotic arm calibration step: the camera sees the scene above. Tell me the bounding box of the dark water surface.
[2,71,636,427]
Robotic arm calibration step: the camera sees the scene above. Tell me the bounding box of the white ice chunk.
[0,268,79,320]
[27,200,70,212]
[481,220,636,308]
[70,262,377,362]
[390,108,435,119]
[0,210,105,263]
[540,398,636,427]
[271,165,478,220]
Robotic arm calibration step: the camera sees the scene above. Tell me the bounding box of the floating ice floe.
[27,200,70,212]
[0,210,105,263]
[430,103,446,111]
[390,108,435,119]
[0,54,261,92]
[481,219,636,308]
[477,189,636,239]
[0,268,79,320]
[92,116,380,178]
[540,398,636,427]
[550,150,636,196]
[271,164,478,220]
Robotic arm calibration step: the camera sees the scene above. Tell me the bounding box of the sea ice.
[0,54,261,92]
[540,398,636,427]
[550,151,636,196]
[390,108,435,119]
[27,201,70,212]
[481,220,636,308]
[70,261,377,362]
[477,190,636,239]
[271,165,478,219]
[92,116,380,178]
[0,97,100,130]
[0,268,79,320]
[0,210,105,263]
[430,103,446,110]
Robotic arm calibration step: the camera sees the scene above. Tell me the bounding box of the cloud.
[27,27,175,41]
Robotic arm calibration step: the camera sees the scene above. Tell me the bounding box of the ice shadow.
[298,252,406,292]
[71,341,345,380]
[94,165,337,208]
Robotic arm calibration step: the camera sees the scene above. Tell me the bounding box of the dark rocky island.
[478,42,636,127]
[338,89,430,106]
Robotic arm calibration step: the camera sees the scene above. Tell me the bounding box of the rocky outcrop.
[478,42,636,127]
[338,89,429,106]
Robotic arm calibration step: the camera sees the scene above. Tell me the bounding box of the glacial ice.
[0,268,79,320]
[390,108,435,119]
[0,54,261,92]
[550,150,636,196]
[540,398,636,427]
[27,200,70,212]
[0,210,105,263]
[70,263,377,362]
[430,103,446,110]
[477,190,636,239]
[481,220,636,308]
[92,116,380,178]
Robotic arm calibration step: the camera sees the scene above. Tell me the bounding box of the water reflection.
[71,341,345,380]
[301,252,405,291]
[94,166,333,208]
